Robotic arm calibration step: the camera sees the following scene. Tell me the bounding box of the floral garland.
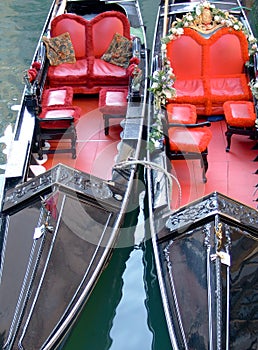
[149,57,176,110]
[161,1,258,57]
[249,79,258,100]
[148,56,177,151]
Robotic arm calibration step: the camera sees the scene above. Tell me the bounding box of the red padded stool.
[99,88,128,135]
[223,101,257,152]
[166,123,212,182]
[166,103,197,124]
[36,105,81,160]
[41,87,73,108]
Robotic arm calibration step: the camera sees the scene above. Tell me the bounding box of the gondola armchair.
[164,120,212,183]
[35,105,81,160]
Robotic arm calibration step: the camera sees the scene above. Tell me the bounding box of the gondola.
[146,1,258,349]
[0,0,148,348]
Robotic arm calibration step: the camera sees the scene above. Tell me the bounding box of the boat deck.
[170,118,257,210]
[32,95,123,181]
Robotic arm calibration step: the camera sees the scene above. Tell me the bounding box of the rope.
[113,158,182,208]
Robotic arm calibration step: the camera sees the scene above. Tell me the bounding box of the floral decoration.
[161,1,258,58]
[148,110,164,152]
[149,56,176,110]
[249,79,258,99]
[148,56,177,151]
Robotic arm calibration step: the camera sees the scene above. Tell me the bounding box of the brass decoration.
[188,8,224,34]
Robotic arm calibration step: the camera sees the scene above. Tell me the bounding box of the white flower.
[233,24,240,30]
[203,1,210,7]
[249,35,257,44]
[153,70,160,79]
[177,28,184,35]
[196,5,202,16]
[214,15,220,22]
[154,140,161,148]
[151,82,159,89]
[161,43,167,52]
[164,89,173,99]
[186,14,193,22]
[168,67,174,76]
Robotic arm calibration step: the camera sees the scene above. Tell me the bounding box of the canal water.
[0,1,172,349]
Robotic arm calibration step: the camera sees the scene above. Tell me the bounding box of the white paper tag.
[217,251,231,266]
[33,225,45,240]
[210,252,231,266]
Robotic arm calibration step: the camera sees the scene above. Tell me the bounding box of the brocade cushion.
[101,33,132,68]
[42,32,76,66]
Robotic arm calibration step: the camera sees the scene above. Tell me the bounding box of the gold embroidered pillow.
[42,32,76,66]
[101,33,132,68]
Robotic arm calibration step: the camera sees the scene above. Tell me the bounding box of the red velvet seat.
[41,87,73,107]
[166,103,197,124]
[223,101,257,151]
[36,105,81,159]
[166,27,252,115]
[165,122,212,182]
[47,12,132,93]
[99,88,128,135]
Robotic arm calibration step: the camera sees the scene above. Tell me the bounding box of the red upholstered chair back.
[166,27,249,78]
[91,12,131,58]
[51,14,88,59]
[209,28,249,75]
[166,28,203,78]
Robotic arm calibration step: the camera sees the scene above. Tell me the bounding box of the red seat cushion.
[47,59,89,85]
[39,106,81,129]
[168,126,212,153]
[209,75,251,100]
[223,101,256,127]
[41,87,73,107]
[99,88,128,115]
[166,104,197,124]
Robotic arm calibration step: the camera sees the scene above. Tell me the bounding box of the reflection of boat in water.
[143,236,172,350]
[63,213,136,349]
[0,0,148,348]
[147,1,258,348]
[63,200,150,349]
